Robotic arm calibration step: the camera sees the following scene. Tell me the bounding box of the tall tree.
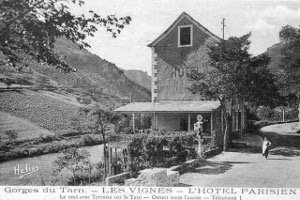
[279,25,300,121]
[0,0,131,71]
[188,33,280,151]
[80,104,120,178]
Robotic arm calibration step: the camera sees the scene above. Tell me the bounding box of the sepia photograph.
[1,0,300,198]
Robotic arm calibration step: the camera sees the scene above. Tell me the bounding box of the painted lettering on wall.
[171,62,209,78]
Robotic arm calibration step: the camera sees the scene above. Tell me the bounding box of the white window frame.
[178,25,193,47]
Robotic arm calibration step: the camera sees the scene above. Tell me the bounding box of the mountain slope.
[124,70,151,91]
[0,111,55,141]
[31,37,151,107]
[0,90,78,133]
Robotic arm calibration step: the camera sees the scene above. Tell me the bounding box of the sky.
[71,0,300,75]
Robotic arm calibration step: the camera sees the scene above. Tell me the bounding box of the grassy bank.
[0,133,104,162]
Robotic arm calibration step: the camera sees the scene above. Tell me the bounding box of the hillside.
[29,37,151,108]
[0,111,55,141]
[124,70,151,91]
[0,37,152,137]
[0,90,78,133]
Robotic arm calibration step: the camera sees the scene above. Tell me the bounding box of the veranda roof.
[114,101,220,113]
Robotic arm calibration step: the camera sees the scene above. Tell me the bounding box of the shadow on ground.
[229,147,262,154]
[270,146,300,157]
[186,161,251,175]
[266,158,291,161]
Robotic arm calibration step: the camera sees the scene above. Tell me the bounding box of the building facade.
[115,12,246,148]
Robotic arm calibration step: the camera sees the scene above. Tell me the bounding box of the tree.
[34,75,51,87]
[279,25,300,122]
[69,116,83,133]
[5,130,18,142]
[79,103,120,178]
[0,0,131,71]
[188,33,281,151]
[53,147,91,185]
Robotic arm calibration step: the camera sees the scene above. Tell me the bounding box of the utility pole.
[221,18,225,40]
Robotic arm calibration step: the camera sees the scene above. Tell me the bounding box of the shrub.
[123,127,133,134]
[53,148,91,186]
[69,117,83,133]
[34,75,51,87]
[64,161,106,185]
[5,130,18,142]
[32,134,56,144]
[82,135,94,145]
[128,133,196,176]
[256,106,298,122]
[128,135,147,177]
[92,162,105,182]
[257,106,274,120]
[65,88,75,93]
[0,142,10,151]
[169,136,187,163]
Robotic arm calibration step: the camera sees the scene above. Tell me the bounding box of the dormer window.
[178,25,193,47]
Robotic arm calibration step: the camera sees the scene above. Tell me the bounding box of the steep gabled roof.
[147,12,221,47]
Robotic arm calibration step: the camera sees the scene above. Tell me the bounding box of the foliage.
[189,33,280,107]
[5,130,18,142]
[78,104,120,135]
[117,114,152,134]
[53,147,91,185]
[69,116,82,133]
[188,33,281,150]
[279,25,300,102]
[128,135,147,178]
[256,106,298,121]
[140,114,152,130]
[128,134,197,177]
[82,134,94,145]
[0,0,131,70]
[34,75,51,87]
[77,103,121,178]
[122,127,133,135]
[0,133,103,162]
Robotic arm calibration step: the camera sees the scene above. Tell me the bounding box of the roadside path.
[180,146,300,187]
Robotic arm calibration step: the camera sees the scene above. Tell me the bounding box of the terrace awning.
[114,101,220,113]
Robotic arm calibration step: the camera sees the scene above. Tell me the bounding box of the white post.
[198,135,202,156]
[188,114,191,131]
[132,113,135,131]
[282,107,285,122]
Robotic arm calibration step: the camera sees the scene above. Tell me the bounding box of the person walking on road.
[262,137,271,159]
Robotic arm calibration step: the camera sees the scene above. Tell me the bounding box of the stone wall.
[105,172,130,186]
[124,168,179,187]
